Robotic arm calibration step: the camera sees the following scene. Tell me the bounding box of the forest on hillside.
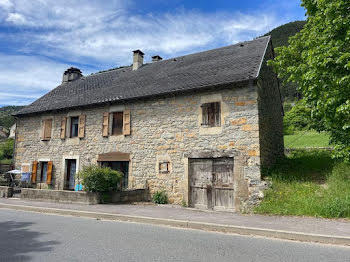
[0,106,24,129]
[265,20,307,101]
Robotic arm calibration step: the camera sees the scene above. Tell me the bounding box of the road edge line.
[0,203,349,246]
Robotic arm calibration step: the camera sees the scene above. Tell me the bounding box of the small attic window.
[201,102,221,127]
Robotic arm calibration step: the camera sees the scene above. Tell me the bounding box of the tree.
[0,139,14,160]
[269,0,350,161]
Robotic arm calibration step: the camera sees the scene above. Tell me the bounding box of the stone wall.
[0,186,13,198]
[14,82,267,209]
[20,188,149,204]
[257,41,284,168]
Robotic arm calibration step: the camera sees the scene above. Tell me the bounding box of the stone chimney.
[133,50,144,70]
[152,55,162,62]
[62,67,82,84]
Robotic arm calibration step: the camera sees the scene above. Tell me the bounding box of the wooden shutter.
[78,114,86,138]
[46,161,53,184]
[40,121,45,140]
[123,109,131,136]
[44,119,52,140]
[60,117,67,139]
[31,161,38,184]
[201,104,209,126]
[102,112,109,137]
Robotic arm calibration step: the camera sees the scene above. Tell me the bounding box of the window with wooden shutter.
[123,109,131,136]
[31,161,38,183]
[78,114,86,138]
[112,112,123,135]
[102,112,109,137]
[201,102,221,127]
[41,119,52,140]
[61,117,67,139]
[46,161,53,184]
[70,116,79,137]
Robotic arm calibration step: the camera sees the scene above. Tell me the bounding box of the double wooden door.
[190,158,234,211]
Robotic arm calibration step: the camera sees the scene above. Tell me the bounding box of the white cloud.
[0,0,13,9]
[0,1,283,66]
[0,53,94,105]
[6,12,26,24]
[0,1,293,105]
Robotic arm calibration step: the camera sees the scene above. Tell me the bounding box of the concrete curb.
[1,203,349,246]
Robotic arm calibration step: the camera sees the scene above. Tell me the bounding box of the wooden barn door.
[212,158,235,211]
[190,158,234,211]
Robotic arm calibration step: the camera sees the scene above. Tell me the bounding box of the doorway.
[189,158,234,211]
[66,159,77,190]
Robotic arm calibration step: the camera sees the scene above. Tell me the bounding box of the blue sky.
[0,0,306,106]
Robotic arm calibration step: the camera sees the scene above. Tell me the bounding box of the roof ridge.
[82,36,271,78]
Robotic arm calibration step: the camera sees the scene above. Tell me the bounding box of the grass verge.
[284,131,330,148]
[254,150,350,218]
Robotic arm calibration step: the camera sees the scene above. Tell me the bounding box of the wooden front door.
[190,158,234,211]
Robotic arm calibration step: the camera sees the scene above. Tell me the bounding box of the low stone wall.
[102,189,150,204]
[0,186,13,198]
[20,188,149,205]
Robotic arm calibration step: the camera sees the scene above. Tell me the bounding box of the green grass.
[254,150,350,218]
[284,131,330,148]
[0,159,12,165]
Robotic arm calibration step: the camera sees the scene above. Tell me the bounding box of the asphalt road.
[0,209,349,262]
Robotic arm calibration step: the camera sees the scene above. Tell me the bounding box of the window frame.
[40,161,48,182]
[70,116,79,138]
[159,161,170,174]
[201,102,221,127]
[111,112,124,136]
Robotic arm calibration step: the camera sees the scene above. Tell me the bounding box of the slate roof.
[17,36,271,116]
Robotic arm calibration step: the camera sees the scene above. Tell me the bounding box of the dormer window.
[201,102,221,127]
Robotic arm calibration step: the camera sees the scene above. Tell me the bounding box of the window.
[100,161,129,189]
[159,161,170,173]
[41,119,52,140]
[102,110,131,137]
[70,116,79,137]
[201,102,221,127]
[112,112,123,135]
[40,162,48,182]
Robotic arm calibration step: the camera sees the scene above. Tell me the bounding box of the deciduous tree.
[269,0,350,160]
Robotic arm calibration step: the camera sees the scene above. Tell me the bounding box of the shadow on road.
[0,220,59,261]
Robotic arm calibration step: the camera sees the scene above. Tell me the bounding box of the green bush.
[152,191,168,204]
[283,101,312,134]
[0,139,14,160]
[77,165,122,192]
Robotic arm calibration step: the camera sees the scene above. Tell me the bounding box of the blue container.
[21,172,31,182]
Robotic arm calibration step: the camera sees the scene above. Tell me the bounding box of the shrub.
[152,191,168,204]
[283,101,312,133]
[77,165,122,192]
[0,139,14,160]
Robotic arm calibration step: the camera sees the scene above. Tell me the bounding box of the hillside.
[0,106,24,129]
[265,20,307,101]
[267,20,307,48]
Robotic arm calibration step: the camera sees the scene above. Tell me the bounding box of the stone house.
[0,126,9,140]
[14,36,284,211]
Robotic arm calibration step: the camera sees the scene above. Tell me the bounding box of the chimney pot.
[62,67,82,83]
[152,55,162,62]
[133,50,144,70]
